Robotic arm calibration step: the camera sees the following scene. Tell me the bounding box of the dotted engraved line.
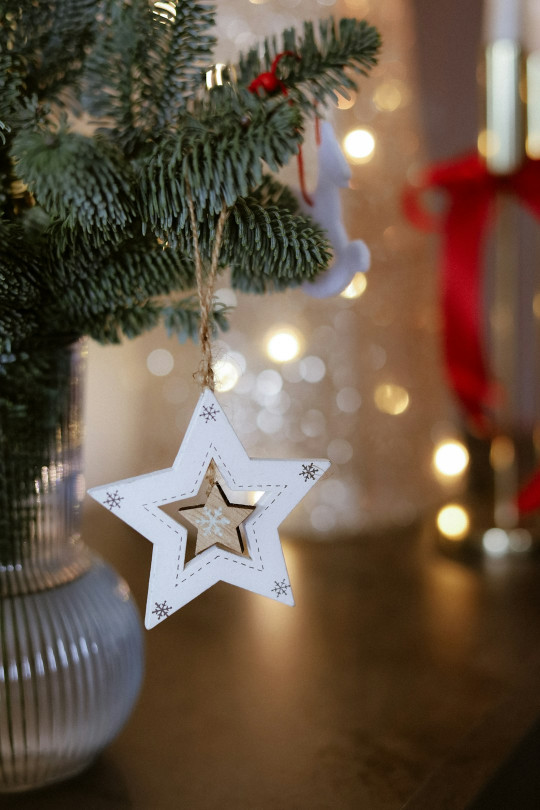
[177,551,262,585]
[210,444,237,487]
[142,448,214,580]
[175,487,287,585]
[210,444,282,492]
[142,447,213,514]
[142,505,181,534]
[249,487,287,528]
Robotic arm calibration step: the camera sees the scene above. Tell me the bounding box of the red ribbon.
[404,152,540,513]
[248,52,313,206]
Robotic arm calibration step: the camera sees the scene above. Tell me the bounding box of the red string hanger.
[248,51,296,96]
[248,51,314,206]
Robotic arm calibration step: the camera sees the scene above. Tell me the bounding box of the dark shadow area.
[469,720,540,809]
[4,756,132,810]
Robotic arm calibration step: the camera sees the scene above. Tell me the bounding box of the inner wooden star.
[179,480,255,557]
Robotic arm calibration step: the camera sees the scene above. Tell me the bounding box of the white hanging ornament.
[88,390,330,628]
[299,120,370,298]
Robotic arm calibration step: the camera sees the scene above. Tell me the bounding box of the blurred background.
[84,0,484,540]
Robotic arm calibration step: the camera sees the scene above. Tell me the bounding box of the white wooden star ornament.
[88,390,330,628]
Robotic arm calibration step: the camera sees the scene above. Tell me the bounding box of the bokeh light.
[310,504,337,532]
[509,529,533,553]
[340,273,367,299]
[343,128,376,162]
[299,355,326,383]
[265,327,302,363]
[373,81,403,112]
[433,440,469,477]
[146,348,174,376]
[336,387,362,413]
[437,504,470,540]
[256,369,283,397]
[333,91,356,110]
[327,438,353,465]
[477,128,500,160]
[374,383,409,415]
[482,528,510,557]
[213,358,241,392]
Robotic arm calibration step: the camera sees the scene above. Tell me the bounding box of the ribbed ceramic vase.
[0,340,144,792]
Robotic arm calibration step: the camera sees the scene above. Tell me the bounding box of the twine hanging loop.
[186,189,229,392]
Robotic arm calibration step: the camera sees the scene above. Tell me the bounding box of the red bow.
[404,152,540,512]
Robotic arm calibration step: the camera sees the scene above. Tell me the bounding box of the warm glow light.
[343,128,376,163]
[490,435,515,470]
[437,505,470,540]
[334,91,356,110]
[373,82,403,112]
[213,358,240,392]
[433,441,469,477]
[477,128,500,159]
[340,273,367,299]
[374,383,409,415]
[265,327,302,363]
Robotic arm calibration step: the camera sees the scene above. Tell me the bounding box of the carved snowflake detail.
[200,404,219,423]
[104,490,124,510]
[272,579,291,597]
[299,463,319,482]
[198,506,231,537]
[152,601,172,620]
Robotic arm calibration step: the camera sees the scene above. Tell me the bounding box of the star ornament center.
[179,479,255,557]
[88,390,330,628]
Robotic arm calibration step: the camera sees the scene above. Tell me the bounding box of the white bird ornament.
[300,120,370,298]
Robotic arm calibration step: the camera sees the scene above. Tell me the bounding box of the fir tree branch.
[12,126,138,242]
[151,0,216,130]
[249,173,301,215]
[162,296,230,344]
[51,239,196,319]
[225,197,331,292]
[0,4,380,353]
[141,89,303,238]
[1,0,97,101]
[71,301,162,345]
[82,0,216,148]
[0,220,42,308]
[238,17,381,109]
[81,0,160,150]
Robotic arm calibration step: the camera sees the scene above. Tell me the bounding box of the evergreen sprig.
[141,89,303,237]
[0,1,381,356]
[238,17,381,110]
[13,126,138,242]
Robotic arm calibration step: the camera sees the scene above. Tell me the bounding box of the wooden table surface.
[8,507,540,809]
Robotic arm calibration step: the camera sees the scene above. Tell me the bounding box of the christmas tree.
[0,0,380,355]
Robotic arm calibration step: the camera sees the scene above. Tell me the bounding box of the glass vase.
[0,340,144,792]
